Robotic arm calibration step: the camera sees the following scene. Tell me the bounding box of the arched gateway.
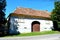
[31,21,40,32]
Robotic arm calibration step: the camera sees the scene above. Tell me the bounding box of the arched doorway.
[31,21,40,32]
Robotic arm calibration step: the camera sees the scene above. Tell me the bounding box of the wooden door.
[32,24,40,32]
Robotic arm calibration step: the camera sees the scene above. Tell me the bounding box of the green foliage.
[58,22,60,28]
[0,0,7,36]
[51,1,60,21]
[51,1,60,31]
[0,0,6,11]
[0,0,6,24]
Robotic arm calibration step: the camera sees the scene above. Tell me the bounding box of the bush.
[58,22,60,31]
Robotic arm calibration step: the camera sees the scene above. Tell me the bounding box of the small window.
[24,27,27,29]
[44,28,47,29]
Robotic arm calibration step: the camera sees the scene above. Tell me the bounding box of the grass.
[5,31,60,37]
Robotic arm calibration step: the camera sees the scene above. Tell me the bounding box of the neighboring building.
[8,7,53,34]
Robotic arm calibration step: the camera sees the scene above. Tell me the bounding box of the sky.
[6,0,55,17]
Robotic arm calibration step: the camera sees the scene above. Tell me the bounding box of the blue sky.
[6,0,54,17]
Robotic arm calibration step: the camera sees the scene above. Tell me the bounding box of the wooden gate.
[31,21,40,32]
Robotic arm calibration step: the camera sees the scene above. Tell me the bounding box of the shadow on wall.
[9,24,20,35]
[52,21,60,31]
[7,21,20,35]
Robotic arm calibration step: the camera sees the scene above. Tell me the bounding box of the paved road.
[0,34,60,40]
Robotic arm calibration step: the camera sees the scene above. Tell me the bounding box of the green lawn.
[5,31,60,37]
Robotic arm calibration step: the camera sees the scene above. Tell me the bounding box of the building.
[8,7,53,34]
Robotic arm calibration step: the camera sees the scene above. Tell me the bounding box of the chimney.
[46,10,48,11]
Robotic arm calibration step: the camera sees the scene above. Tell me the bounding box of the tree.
[51,1,60,31]
[0,0,6,36]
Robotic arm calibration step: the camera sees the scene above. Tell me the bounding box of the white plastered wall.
[9,17,53,33]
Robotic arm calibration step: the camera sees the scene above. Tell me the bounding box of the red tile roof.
[10,7,51,19]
